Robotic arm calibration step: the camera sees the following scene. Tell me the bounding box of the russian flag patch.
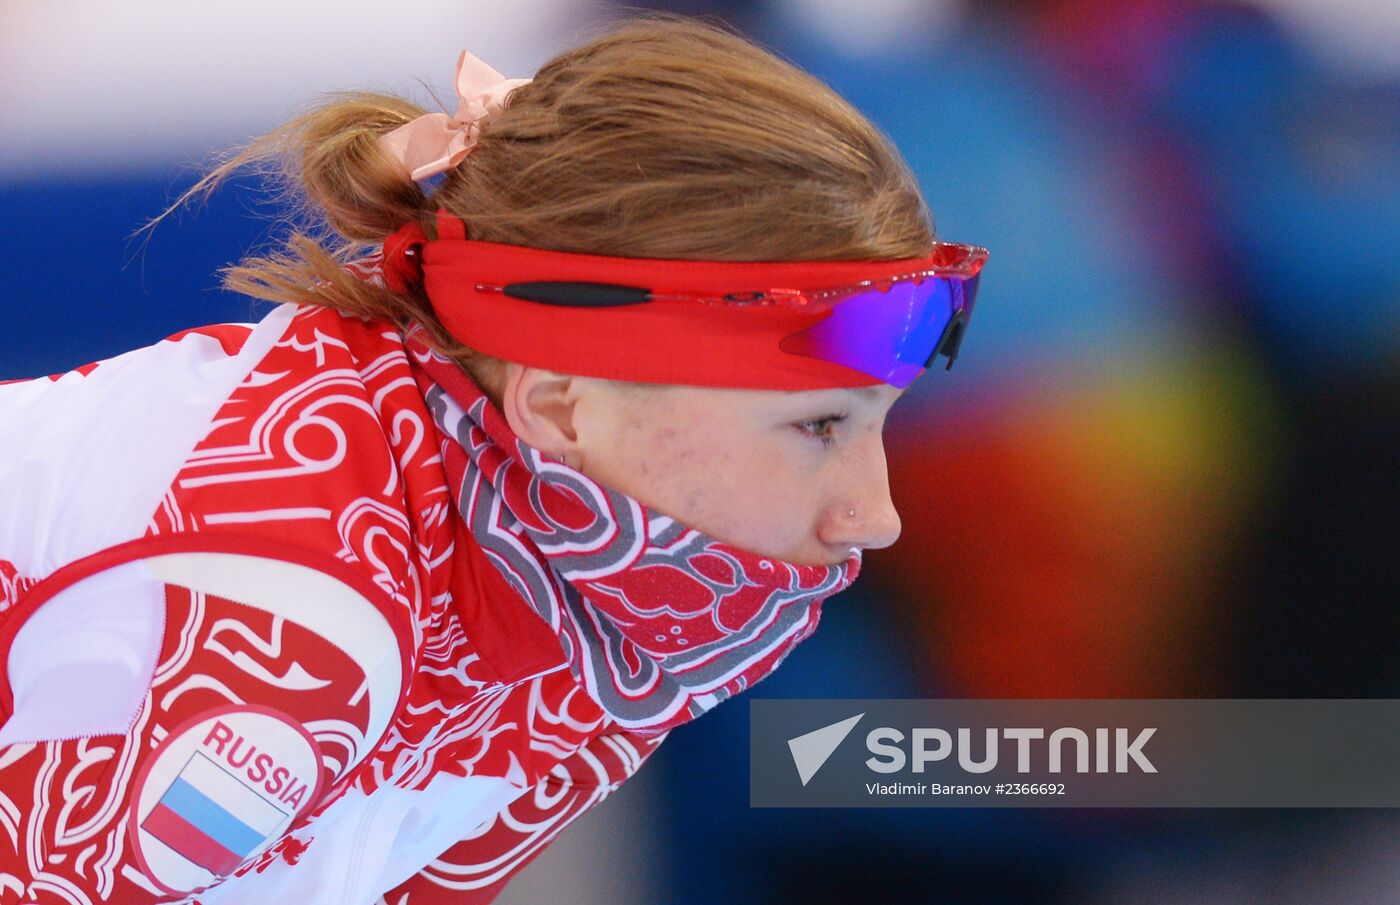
[129,705,323,896]
[141,751,290,876]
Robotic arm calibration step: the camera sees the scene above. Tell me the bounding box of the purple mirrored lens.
[778,276,973,388]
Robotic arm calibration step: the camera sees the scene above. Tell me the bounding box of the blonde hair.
[149,15,935,403]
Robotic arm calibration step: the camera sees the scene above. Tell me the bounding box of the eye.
[795,414,847,449]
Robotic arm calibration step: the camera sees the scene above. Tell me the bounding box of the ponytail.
[143,15,934,404]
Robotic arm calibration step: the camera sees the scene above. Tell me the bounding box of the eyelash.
[796,414,848,448]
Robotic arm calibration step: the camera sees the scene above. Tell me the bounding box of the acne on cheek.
[681,486,710,522]
[644,424,700,467]
[651,439,715,521]
[649,425,683,453]
[622,427,689,501]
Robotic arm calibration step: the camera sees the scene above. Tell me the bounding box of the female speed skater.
[0,15,986,904]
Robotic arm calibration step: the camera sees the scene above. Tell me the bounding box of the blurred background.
[3,0,1398,902]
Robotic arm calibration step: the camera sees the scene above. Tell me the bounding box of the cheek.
[602,402,816,554]
[603,409,721,512]
[642,428,730,517]
[677,444,813,544]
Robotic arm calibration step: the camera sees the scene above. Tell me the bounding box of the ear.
[499,362,583,458]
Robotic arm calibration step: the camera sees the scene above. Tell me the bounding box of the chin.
[790,547,860,568]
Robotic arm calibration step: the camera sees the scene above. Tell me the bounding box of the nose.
[818,433,902,552]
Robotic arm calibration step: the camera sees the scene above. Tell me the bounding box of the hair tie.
[379,50,531,182]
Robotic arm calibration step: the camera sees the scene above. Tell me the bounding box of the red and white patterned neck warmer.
[401,329,861,736]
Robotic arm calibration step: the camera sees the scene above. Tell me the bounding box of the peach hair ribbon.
[379,50,531,182]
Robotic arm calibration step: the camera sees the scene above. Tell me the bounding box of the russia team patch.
[142,752,290,875]
[128,706,323,895]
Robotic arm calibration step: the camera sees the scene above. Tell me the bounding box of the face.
[503,368,907,567]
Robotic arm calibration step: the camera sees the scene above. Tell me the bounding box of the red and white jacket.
[0,302,666,903]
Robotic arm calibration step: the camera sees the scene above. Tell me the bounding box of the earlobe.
[500,363,581,458]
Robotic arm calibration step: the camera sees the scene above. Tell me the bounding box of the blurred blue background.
[3,0,1399,902]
